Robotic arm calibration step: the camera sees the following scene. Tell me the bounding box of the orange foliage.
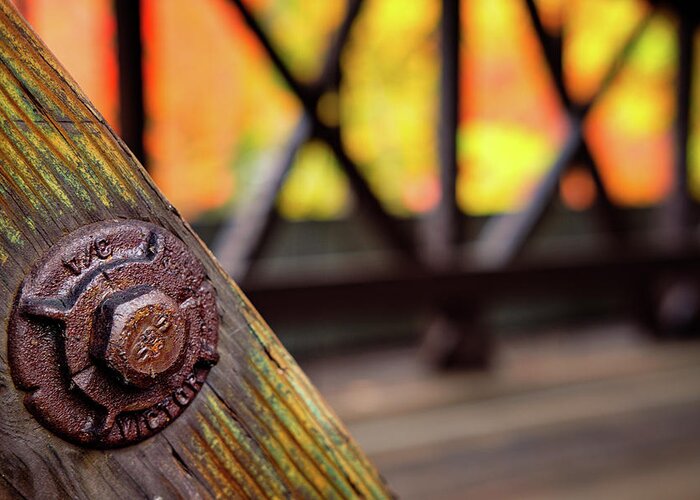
[142,0,299,220]
[17,0,690,220]
[560,166,596,211]
[21,0,118,128]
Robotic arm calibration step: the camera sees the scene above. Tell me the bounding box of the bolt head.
[94,285,187,388]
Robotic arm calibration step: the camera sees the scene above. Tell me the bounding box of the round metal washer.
[8,220,219,448]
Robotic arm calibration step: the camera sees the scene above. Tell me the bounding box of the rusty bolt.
[8,220,219,448]
[93,285,187,389]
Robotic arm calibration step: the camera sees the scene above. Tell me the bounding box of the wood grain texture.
[0,2,391,498]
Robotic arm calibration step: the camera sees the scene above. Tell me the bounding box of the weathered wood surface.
[0,2,390,498]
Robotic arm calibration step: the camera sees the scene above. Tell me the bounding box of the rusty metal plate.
[8,220,219,448]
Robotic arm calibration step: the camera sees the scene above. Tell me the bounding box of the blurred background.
[14,0,700,497]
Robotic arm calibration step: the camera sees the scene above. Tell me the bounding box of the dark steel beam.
[245,248,700,319]
[476,119,582,266]
[576,139,627,245]
[316,0,363,90]
[577,11,653,118]
[213,117,312,280]
[476,9,653,267]
[228,0,312,106]
[114,0,146,166]
[524,0,570,108]
[315,123,420,261]
[226,0,421,265]
[666,12,695,246]
[426,0,462,268]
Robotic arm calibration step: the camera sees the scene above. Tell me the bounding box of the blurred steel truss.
[115,0,700,367]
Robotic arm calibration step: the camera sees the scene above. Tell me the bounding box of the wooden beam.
[0,2,390,497]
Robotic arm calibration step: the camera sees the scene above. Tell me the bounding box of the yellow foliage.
[278,141,351,220]
[457,123,558,214]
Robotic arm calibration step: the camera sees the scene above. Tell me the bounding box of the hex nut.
[94,285,187,389]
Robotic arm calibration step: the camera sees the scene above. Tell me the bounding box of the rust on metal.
[8,220,219,448]
[93,286,187,389]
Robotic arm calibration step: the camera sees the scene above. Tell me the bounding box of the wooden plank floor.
[301,322,700,499]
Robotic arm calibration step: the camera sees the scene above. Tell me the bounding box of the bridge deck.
[303,322,700,499]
